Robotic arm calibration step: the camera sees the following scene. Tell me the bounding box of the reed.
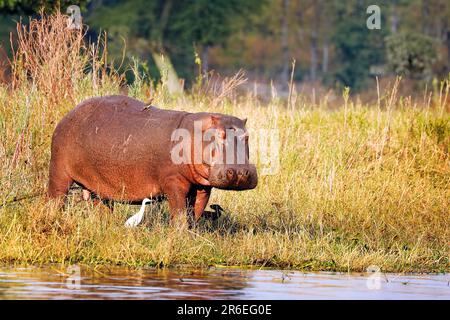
[0,13,448,272]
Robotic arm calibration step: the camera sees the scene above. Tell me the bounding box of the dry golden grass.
[0,13,448,272]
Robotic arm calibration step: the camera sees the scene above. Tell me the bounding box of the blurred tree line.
[0,0,449,90]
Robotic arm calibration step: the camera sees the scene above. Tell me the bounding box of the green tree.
[330,0,387,90]
[169,0,264,74]
[386,32,437,79]
[86,0,265,85]
[87,0,182,90]
[0,0,89,14]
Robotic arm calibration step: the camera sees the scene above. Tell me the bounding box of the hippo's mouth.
[208,164,258,190]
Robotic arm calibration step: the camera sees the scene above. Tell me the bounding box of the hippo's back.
[53,95,184,151]
[57,95,147,132]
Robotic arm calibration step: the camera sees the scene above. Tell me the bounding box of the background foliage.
[0,0,449,90]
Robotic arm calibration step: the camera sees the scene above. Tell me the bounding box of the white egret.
[125,198,151,228]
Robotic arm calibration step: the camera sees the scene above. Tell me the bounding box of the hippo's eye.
[216,134,228,146]
[215,129,227,145]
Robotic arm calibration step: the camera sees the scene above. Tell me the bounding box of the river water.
[0,266,448,299]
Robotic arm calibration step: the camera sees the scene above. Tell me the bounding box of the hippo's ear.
[202,115,220,131]
[211,115,220,126]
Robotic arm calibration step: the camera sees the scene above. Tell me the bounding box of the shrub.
[386,32,437,80]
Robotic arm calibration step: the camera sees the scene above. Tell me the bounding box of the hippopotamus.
[47,95,258,221]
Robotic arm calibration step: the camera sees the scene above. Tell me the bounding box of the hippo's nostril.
[238,169,249,177]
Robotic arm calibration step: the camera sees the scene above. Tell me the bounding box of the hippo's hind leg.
[81,188,114,212]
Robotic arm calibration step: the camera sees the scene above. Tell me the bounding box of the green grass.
[0,79,448,273]
[0,13,448,273]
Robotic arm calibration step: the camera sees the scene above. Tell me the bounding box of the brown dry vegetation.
[0,44,11,84]
[0,13,449,272]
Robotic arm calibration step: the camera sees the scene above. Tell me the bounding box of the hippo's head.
[181,112,258,191]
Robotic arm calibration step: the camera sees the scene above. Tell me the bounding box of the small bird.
[125,198,152,228]
[203,204,224,221]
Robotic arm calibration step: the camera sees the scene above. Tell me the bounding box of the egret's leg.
[82,189,91,201]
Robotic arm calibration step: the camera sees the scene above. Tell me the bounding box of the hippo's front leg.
[193,187,212,221]
[163,176,191,224]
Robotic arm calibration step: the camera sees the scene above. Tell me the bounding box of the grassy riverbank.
[0,14,449,273]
